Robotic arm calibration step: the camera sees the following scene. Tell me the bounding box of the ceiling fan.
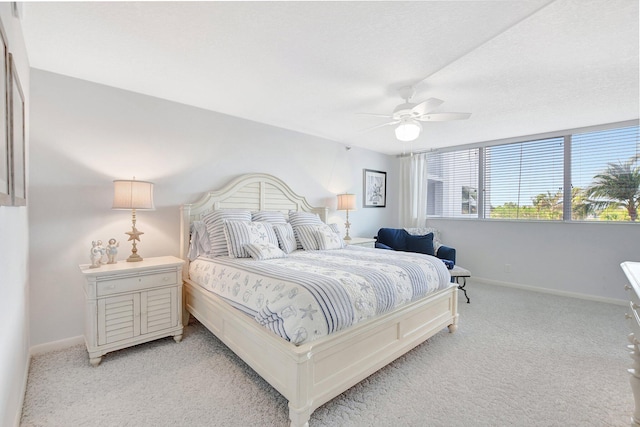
[358,86,471,142]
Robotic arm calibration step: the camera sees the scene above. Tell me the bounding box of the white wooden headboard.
[179,173,329,268]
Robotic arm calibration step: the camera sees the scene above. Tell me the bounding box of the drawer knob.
[634,303,640,310]
[107,284,115,289]
[163,277,169,281]
[627,313,633,320]
[626,285,632,291]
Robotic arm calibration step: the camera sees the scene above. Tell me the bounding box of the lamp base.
[126,253,143,262]
[343,235,352,241]
[124,220,145,262]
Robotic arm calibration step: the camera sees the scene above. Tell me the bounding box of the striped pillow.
[328,223,341,234]
[202,209,252,257]
[244,242,287,260]
[223,220,279,258]
[288,211,323,249]
[294,225,328,250]
[272,223,297,254]
[251,211,287,224]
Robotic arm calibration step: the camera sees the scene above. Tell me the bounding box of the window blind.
[425,122,638,222]
[484,137,564,220]
[571,125,640,221]
[427,148,479,217]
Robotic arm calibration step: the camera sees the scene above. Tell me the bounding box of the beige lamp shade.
[112,180,155,210]
[337,193,356,211]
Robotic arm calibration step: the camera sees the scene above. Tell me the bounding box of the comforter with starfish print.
[188,246,452,345]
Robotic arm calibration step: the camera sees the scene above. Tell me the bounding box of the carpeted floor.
[20,282,633,426]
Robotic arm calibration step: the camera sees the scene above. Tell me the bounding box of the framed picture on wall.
[363,169,386,208]
[0,23,10,206]
[9,53,25,206]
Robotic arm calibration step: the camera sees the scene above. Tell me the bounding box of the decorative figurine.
[106,238,119,264]
[96,240,107,264]
[89,240,105,268]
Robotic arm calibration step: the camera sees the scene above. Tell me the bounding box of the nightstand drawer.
[97,272,177,296]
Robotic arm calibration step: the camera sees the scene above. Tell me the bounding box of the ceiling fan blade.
[411,98,444,116]
[356,113,394,118]
[416,112,471,122]
[359,120,399,133]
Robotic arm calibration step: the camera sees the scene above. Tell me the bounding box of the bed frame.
[179,173,459,426]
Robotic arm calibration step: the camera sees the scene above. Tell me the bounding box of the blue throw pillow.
[405,233,435,256]
[441,259,454,269]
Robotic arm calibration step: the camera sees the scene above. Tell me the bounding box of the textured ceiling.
[21,1,639,155]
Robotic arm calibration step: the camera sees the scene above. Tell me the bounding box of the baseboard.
[30,335,84,356]
[473,276,627,306]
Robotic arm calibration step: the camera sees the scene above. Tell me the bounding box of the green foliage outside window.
[488,155,639,222]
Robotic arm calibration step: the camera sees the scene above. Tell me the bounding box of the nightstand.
[79,256,185,366]
[346,237,376,248]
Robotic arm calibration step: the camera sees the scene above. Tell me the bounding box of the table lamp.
[337,193,356,241]
[112,178,155,262]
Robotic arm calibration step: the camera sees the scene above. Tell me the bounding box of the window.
[426,122,639,223]
[427,148,478,218]
[485,137,564,220]
[572,126,639,222]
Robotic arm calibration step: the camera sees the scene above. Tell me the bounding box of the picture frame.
[9,53,25,206]
[363,169,386,208]
[0,22,9,206]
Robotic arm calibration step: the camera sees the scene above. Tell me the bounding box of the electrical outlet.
[504,264,511,273]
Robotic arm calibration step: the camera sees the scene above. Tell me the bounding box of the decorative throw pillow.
[316,225,345,250]
[244,242,287,260]
[202,209,252,257]
[223,220,278,258]
[188,220,211,261]
[405,232,435,256]
[272,223,297,254]
[294,225,323,250]
[405,227,442,253]
[288,211,323,249]
[251,211,287,224]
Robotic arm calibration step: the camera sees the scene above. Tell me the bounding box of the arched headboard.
[179,173,329,268]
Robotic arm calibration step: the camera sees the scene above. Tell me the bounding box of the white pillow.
[188,221,211,261]
[251,211,287,224]
[202,209,252,257]
[272,223,297,254]
[244,242,287,260]
[316,225,345,250]
[223,220,278,258]
[288,211,323,249]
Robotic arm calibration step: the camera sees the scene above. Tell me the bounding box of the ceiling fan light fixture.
[395,118,421,142]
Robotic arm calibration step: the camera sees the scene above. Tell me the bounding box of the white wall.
[29,69,397,347]
[427,218,638,302]
[0,5,30,427]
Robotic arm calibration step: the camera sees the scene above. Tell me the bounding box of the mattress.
[188,246,452,345]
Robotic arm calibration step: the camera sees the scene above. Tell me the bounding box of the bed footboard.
[184,280,458,427]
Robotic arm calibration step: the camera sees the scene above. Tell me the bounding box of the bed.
[179,173,459,426]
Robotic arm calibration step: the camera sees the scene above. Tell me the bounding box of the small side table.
[450,265,471,303]
[346,237,376,248]
[79,256,185,366]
